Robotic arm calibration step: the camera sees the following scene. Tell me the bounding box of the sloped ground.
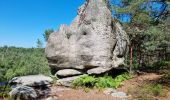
[117,73,163,92]
[1,73,169,100]
[49,73,170,100]
[117,73,170,100]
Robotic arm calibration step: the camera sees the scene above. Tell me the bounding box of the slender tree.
[43,29,54,42]
[36,39,43,48]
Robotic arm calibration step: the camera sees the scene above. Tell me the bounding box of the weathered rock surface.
[45,0,129,75]
[9,75,53,100]
[55,69,82,77]
[9,86,38,100]
[56,76,81,87]
[9,75,53,87]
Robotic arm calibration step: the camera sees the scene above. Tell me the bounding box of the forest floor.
[0,73,169,100]
[50,73,170,100]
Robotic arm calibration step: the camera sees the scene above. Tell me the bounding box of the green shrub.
[73,73,132,89]
[0,85,11,99]
[95,76,115,88]
[129,83,168,100]
[151,84,167,96]
[73,74,97,88]
[152,61,170,70]
[96,73,132,88]
[161,62,170,85]
[164,70,170,80]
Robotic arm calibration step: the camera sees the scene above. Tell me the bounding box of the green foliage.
[153,61,170,68]
[129,83,168,100]
[113,0,145,12]
[163,71,170,83]
[161,61,170,84]
[96,73,132,88]
[151,84,167,96]
[73,73,132,89]
[73,74,97,88]
[43,29,54,42]
[0,85,11,99]
[112,0,153,24]
[142,61,170,71]
[0,46,50,81]
[114,0,170,69]
[95,76,115,88]
[142,25,170,52]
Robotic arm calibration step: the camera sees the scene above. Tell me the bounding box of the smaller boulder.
[9,75,53,87]
[87,67,112,74]
[55,69,82,77]
[56,76,81,87]
[9,86,37,100]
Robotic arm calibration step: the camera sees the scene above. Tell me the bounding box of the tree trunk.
[130,45,133,73]
[139,48,142,68]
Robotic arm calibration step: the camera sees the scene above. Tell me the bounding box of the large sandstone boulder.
[45,0,129,75]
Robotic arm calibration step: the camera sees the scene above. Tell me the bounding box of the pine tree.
[36,39,43,48]
[111,0,170,68]
[43,29,54,42]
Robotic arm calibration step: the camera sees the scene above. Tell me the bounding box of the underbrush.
[72,73,132,89]
[0,85,11,99]
[155,61,170,87]
[128,83,168,100]
[138,61,170,73]
[160,62,170,86]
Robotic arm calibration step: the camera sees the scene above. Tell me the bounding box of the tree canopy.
[43,29,54,42]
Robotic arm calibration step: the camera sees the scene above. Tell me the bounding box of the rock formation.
[9,75,53,100]
[10,86,38,100]
[45,0,129,79]
[9,75,53,87]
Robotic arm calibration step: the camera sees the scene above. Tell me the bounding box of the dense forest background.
[0,47,50,82]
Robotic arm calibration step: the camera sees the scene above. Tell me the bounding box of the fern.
[73,74,97,88]
[73,73,132,89]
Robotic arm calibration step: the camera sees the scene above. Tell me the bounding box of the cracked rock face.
[45,0,129,75]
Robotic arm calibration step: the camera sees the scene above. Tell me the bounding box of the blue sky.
[0,0,85,48]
